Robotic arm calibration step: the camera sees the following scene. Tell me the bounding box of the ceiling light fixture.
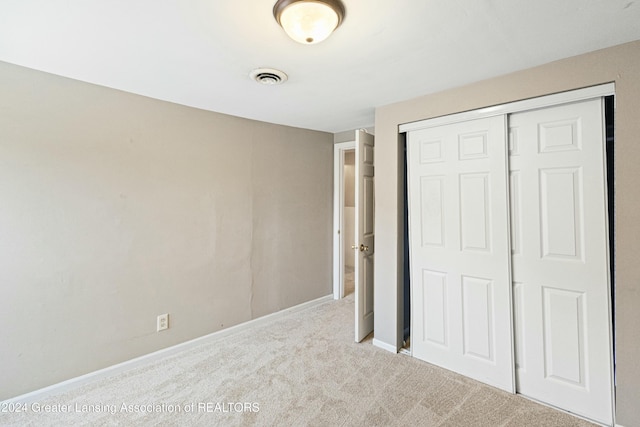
[273,0,345,45]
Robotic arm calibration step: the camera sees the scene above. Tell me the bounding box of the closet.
[403,86,614,426]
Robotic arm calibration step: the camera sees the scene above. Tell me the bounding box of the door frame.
[333,141,356,300]
[399,84,615,133]
[401,83,617,425]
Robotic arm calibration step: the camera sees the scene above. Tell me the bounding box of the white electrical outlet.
[157,313,169,332]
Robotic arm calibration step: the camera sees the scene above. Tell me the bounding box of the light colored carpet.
[344,267,354,296]
[0,294,596,427]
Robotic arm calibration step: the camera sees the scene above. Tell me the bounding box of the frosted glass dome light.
[273,0,345,44]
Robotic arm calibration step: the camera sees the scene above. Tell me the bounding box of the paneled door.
[407,116,514,392]
[355,130,375,342]
[510,99,614,425]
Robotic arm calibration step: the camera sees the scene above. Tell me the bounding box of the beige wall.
[374,40,640,425]
[0,61,334,400]
[333,127,375,144]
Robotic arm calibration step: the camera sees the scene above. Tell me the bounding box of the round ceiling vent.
[250,68,288,85]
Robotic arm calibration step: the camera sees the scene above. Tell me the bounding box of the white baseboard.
[373,338,398,353]
[518,393,614,427]
[2,294,333,404]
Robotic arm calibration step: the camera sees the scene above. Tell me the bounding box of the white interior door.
[407,116,514,392]
[355,130,374,342]
[510,99,614,425]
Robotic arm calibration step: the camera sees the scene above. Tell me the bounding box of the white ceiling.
[1,0,639,133]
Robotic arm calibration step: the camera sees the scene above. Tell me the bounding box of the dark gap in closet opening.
[605,95,616,378]
[402,133,411,343]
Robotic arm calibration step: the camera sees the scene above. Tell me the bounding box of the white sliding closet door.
[407,116,514,392]
[510,99,613,425]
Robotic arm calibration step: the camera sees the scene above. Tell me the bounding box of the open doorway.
[333,141,356,299]
[333,130,375,342]
[343,150,356,296]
